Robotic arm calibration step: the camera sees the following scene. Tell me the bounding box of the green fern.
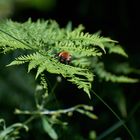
[94,62,138,83]
[104,42,128,57]
[0,19,138,98]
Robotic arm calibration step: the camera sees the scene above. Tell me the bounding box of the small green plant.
[0,19,139,140]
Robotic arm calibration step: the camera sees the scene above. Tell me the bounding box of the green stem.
[0,29,32,50]
[15,104,92,115]
[127,102,140,121]
[10,115,37,136]
[97,121,124,140]
[46,79,59,106]
[91,90,135,140]
[23,115,37,126]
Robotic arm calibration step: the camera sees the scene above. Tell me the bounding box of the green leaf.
[76,109,98,119]
[94,63,139,83]
[0,19,138,98]
[105,43,128,57]
[41,116,58,140]
[0,122,28,140]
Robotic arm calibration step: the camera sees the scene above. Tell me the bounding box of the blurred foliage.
[0,0,13,18]
[0,0,140,140]
[0,0,56,19]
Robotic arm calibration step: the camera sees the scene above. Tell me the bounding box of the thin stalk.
[9,115,37,136]
[46,79,60,107]
[15,104,92,115]
[127,102,140,121]
[91,90,135,140]
[0,29,33,50]
[97,121,124,140]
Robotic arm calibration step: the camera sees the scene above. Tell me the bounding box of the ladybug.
[58,51,71,64]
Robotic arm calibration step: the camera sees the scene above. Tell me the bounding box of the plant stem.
[15,104,93,115]
[91,90,135,140]
[9,115,37,137]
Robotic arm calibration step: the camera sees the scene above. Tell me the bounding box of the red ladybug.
[58,51,71,64]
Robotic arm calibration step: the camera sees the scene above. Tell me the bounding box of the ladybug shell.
[58,51,71,64]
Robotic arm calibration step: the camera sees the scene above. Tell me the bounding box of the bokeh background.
[0,0,140,140]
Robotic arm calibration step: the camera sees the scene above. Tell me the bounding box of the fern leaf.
[7,53,39,67]
[105,43,128,57]
[56,41,102,57]
[112,62,140,75]
[69,77,92,98]
[94,63,139,83]
[72,58,91,68]
[66,31,116,52]
[0,19,137,97]
[27,53,46,72]
[7,56,29,66]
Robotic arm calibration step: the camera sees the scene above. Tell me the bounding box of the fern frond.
[0,19,137,97]
[0,31,30,53]
[72,58,91,68]
[27,53,47,72]
[105,43,128,57]
[56,41,102,57]
[40,74,48,91]
[69,77,92,98]
[112,63,140,75]
[94,63,139,83]
[66,31,116,52]
[34,57,93,98]
[7,53,39,66]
